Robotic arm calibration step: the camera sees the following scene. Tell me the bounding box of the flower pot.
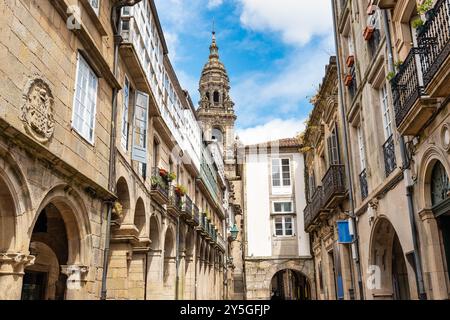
[346,55,355,67]
[363,26,374,41]
[159,168,168,177]
[416,25,426,37]
[344,74,353,87]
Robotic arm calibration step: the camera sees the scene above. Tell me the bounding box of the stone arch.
[185,229,195,257]
[149,215,161,251]
[30,185,91,266]
[134,197,146,238]
[417,147,450,209]
[269,269,311,300]
[116,177,131,223]
[369,217,411,299]
[0,150,32,252]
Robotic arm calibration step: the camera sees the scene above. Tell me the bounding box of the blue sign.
[337,220,353,244]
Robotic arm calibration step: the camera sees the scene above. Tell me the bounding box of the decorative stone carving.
[0,253,35,275]
[61,265,89,289]
[20,78,55,143]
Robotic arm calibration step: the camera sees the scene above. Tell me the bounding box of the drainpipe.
[382,9,427,300]
[175,215,181,300]
[101,0,143,301]
[330,0,365,300]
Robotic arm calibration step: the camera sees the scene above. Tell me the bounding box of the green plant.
[151,175,163,187]
[175,184,187,196]
[417,0,433,15]
[394,60,403,71]
[412,18,424,29]
[167,172,177,182]
[387,71,396,81]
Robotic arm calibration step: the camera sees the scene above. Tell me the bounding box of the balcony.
[150,168,169,205]
[193,204,200,225]
[181,195,193,221]
[216,234,227,252]
[417,0,450,97]
[383,135,397,177]
[322,165,346,207]
[304,187,325,232]
[167,186,182,217]
[359,169,369,200]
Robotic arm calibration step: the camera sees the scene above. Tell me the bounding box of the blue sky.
[154,0,335,145]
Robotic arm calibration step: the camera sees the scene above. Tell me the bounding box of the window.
[213,91,220,104]
[153,139,159,168]
[72,53,98,144]
[357,125,366,171]
[327,126,340,166]
[380,83,393,140]
[274,216,294,237]
[131,91,149,163]
[212,128,223,143]
[431,162,449,207]
[272,159,291,187]
[121,77,130,150]
[273,201,293,213]
[89,0,100,15]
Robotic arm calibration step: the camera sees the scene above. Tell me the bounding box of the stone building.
[303,57,360,300]
[242,138,315,300]
[304,0,450,300]
[0,0,240,300]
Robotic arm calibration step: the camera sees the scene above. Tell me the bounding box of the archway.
[134,198,146,238]
[163,227,176,299]
[116,177,131,223]
[22,201,79,300]
[270,269,311,300]
[370,218,411,300]
[429,161,450,284]
[0,174,16,252]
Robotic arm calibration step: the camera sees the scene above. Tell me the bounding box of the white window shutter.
[132,90,149,163]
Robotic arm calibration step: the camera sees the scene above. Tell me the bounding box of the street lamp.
[229,224,239,241]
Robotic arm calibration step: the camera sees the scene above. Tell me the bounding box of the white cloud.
[237,118,306,146]
[232,36,334,128]
[238,0,333,46]
[208,0,224,9]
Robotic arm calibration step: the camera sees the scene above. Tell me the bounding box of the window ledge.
[79,0,108,37]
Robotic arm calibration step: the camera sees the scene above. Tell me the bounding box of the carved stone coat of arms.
[20,78,55,143]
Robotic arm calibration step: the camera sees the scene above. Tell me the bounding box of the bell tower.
[197,30,237,166]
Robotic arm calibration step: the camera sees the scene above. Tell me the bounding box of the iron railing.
[368,28,381,58]
[390,48,424,127]
[322,165,346,206]
[193,204,200,224]
[359,169,369,200]
[169,186,182,210]
[150,167,169,198]
[182,195,193,217]
[417,0,450,87]
[383,135,397,177]
[348,64,357,101]
[304,186,324,229]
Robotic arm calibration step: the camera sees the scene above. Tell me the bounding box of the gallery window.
[272,158,291,187]
[274,216,294,237]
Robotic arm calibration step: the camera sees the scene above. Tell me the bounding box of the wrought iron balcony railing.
[359,169,369,200]
[169,186,182,211]
[390,48,424,127]
[304,186,324,230]
[181,195,193,217]
[368,28,381,58]
[217,234,227,251]
[193,204,200,225]
[322,165,346,206]
[150,167,169,200]
[417,0,450,88]
[383,135,397,177]
[348,65,358,101]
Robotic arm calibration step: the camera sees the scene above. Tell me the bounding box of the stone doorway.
[270,269,311,300]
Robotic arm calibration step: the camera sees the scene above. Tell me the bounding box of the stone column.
[60,265,89,300]
[419,209,449,299]
[177,251,186,300]
[0,253,35,300]
[147,250,163,300]
[184,255,194,299]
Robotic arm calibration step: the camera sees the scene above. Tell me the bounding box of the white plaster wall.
[293,153,311,257]
[245,152,271,257]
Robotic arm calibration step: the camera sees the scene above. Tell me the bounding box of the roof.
[245,137,302,149]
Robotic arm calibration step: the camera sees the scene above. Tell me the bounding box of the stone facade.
[0,0,241,300]
[304,0,450,300]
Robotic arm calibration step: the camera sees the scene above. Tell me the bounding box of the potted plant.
[167,172,176,182]
[174,185,187,197]
[346,55,355,67]
[386,71,396,81]
[344,73,353,87]
[159,168,168,178]
[363,25,375,41]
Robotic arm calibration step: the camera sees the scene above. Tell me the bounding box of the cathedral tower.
[197,31,237,166]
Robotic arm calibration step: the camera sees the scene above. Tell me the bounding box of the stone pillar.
[419,209,449,299]
[178,251,186,300]
[163,257,177,300]
[60,265,89,300]
[147,250,163,300]
[0,253,35,300]
[184,255,194,299]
